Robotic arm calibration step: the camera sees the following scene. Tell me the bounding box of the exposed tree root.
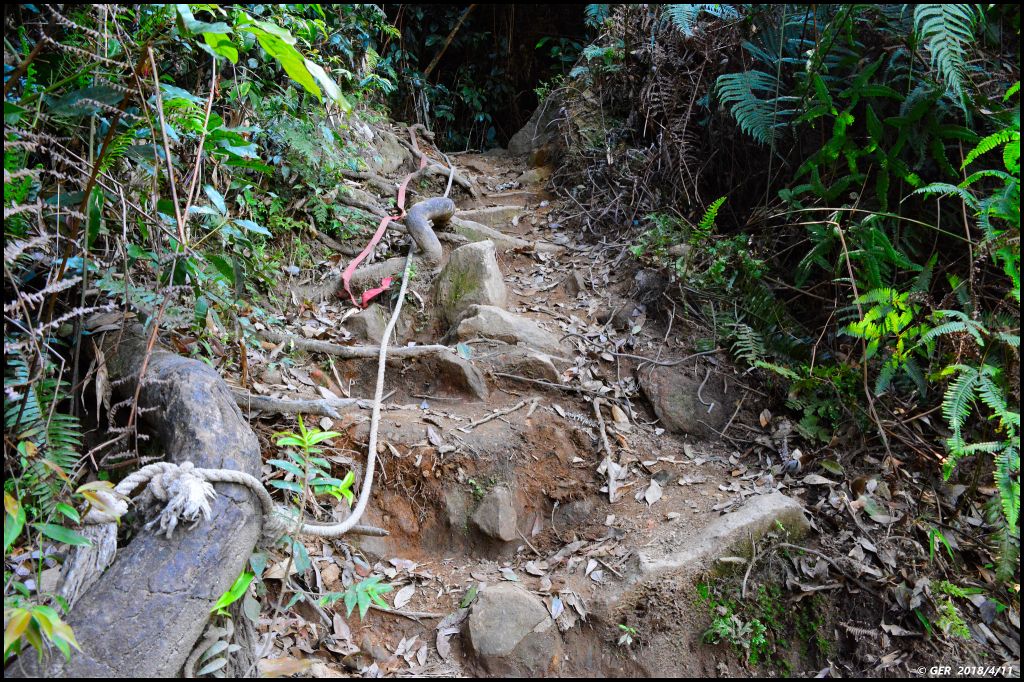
[231,391,370,419]
[258,330,488,400]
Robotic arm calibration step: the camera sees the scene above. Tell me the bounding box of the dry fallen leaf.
[393,584,416,609]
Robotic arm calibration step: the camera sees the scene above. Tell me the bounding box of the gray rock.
[345,304,412,344]
[516,166,551,185]
[260,366,283,385]
[637,492,809,576]
[457,205,522,230]
[562,270,587,296]
[444,488,470,530]
[470,486,518,542]
[367,128,410,175]
[466,583,562,676]
[345,305,387,343]
[508,96,562,156]
[640,364,735,437]
[453,305,567,357]
[553,497,597,527]
[479,347,562,382]
[434,241,507,325]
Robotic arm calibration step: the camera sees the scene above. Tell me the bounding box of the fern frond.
[696,196,727,236]
[715,70,782,146]
[912,182,980,209]
[994,446,1020,528]
[913,4,980,99]
[728,321,767,367]
[941,364,980,458]
[664,4,740,35]
[962,128,1019,169]
[584,4,612,29]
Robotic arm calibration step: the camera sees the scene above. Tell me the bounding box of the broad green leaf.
[32,523,92,547]
[202,32,239,64]
[306,430,342,445]
[175,5,231,35]
[49,86,123,118]
[87,187,104,249]
[204,185,226,215]
[4,508,25,554]
[233,219,271,237]
[268,459,304,477]
[244,27,321,100]
[269,480,302,493]
[211,571,255,615]
[55,503,81,524]
[161,84,205,104]
[4,609,31,655]
[204,253,236,284]
[303,59,349,110]
[4,102,27,125]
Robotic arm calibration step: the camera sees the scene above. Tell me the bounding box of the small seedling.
[617,624,638,646]
[320,575,393,619]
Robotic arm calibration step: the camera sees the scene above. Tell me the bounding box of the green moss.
[438,266,478,319]
[696,580,833,671]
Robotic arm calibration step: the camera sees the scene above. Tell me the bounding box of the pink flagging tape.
[339,153,428,307]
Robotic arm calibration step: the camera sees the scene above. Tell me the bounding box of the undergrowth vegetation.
[553,1,1020,653]
[3,4,400,663]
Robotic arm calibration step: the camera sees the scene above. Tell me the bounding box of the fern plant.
[913,4,982,101]
[664,4,741,36]
[915,84,1021,534]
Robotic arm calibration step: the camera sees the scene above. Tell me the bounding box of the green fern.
[697,196,727,236]
[664,5,740,35]
[962,127,1018,169]
[584,4,612,29]
[938,362,1020,527]
[715,70,782,146]
[4,360,83,515]
[913,4,981,99]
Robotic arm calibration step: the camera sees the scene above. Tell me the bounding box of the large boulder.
[453,305,567,357]
[457,206,522,229]
[366,128,410,174]
[477,346,563,383]
[434,241,507,325]
[508,96,562,157]
[466,584,562,676]
[344,304,412,344]
[640,364,736,437]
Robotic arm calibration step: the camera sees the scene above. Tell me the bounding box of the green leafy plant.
[211,571,256,617]
[271,415,352,505]
[320,575,393,620]
[3,603,81,664]
[616,623,638,647]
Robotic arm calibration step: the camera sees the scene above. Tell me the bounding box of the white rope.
[84,459,387,543]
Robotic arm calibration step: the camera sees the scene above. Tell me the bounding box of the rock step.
[457,205,525,229]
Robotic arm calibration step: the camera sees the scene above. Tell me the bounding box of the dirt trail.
[242,148,809,677]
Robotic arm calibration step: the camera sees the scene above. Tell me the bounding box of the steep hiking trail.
[11,125,823,679]
[216,135,816,677]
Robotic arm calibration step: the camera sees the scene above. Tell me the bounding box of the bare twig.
[454,400,527,433]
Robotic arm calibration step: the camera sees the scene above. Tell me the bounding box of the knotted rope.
[85,461,387,543]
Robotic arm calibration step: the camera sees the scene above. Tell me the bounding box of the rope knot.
[144,461,217,538]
